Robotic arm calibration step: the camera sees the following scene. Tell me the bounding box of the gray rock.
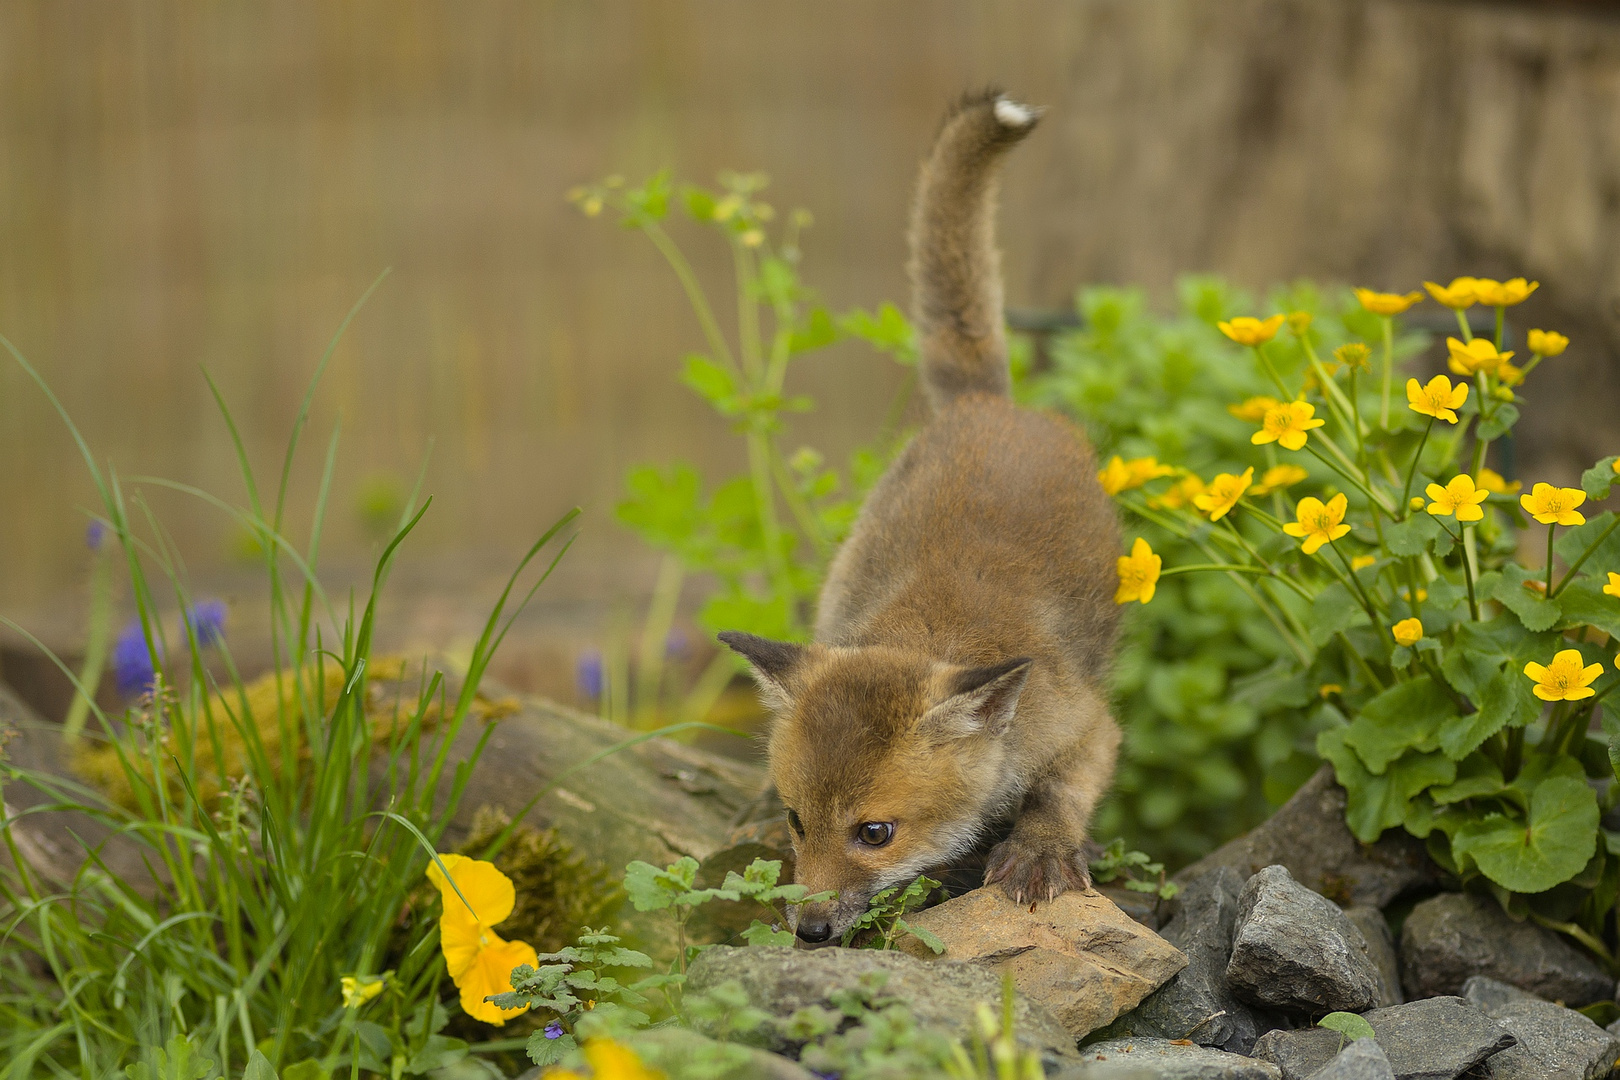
[1176,767,1440,909]
[1305,1039,1394,1080]
[684,945,1074,1063]
[1461,976,1542,1010]
[1227,865,1380,1015]
[1251,996,1515,1079]
[1399,892,1612,1006]
[1098,866,1274,1053]
[1059,1037,1282,1078]
[1345,907,1401,1007]
[1471,995,1620,1079]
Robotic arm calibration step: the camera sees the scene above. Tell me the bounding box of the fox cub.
[720,91,1121,944]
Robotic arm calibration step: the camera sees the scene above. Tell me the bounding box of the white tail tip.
[993,98,1038,128]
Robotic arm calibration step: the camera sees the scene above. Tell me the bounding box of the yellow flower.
[1472,278,1538,307]
[1115,538,1162,605]
[1228,395,1281,423]
[1355,288,1424,316]
[1424,277,1478,309]
[1319,683,1343,698]
[1287,310,1314,335]
[426,854,538,1026]
[1251,401,1326,452]
[1425,474,1489,523]
[1351,555,1377,571]
[1604,572,1620,599]
[1284,493,1352,555]
[1250,464,1309,496]
[1333,342,1372,371]
[1400,587,1429,603]
[1523,649,1603,702]
[1406,375,1469,424]
[1392,618,1424,647]
[1445,337,1512,377]
[1519,483,1588,527]
[1098,455,1175,496]
[1477,468,1520,495]
[341,975,385,1009]
[1527,329,1569,357]
[1410,497,1425,510]
[1218,315,1287,346]
[739,228,765,248]
[1193,467,1254,521]
[1495,361,1525,387]
[546,1040,666,1080]
[1150,473,1206,511]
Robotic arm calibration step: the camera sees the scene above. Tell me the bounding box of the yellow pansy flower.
[1604,572,1620,599]
[426,854,538,1026]
[1425,474,1489,523]
[1392,618,1424,647]
[1251,401,1326,452]
[1519,483,1587,527]
[1406,375,1468,424]
[1218,315,1287,347]
[1098,455,1175,496]
[1527,329,1569,357]
[1150,473,1206,511]
[546,1040,666,1080]
[1351,555,1377,571]
[1284,493,1352,555]
[1523,649,1603,702]
[1229,395,1281,423]
[1115,538,1162,605]
[1446,337,1512,377]
[1194,467,1254,522]
[1424,278,1478,309]
[1333,342,1372,371]
[341,975,385,1009]
[1472,278,1538,306]
[1355,289,1424,316]
[1251,464,1309,496]
[1477,468,1520,495]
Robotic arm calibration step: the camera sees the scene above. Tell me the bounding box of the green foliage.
[332,999,472,1078]
[125,1037,216,1080]
[490,928,662,1066]
[840,875,946,953]
[1317,1011,1376,1045]
[944,976,1045,1080]
[1089,838,1181,900]
[794,971,961,1080]
[622,855,834,968]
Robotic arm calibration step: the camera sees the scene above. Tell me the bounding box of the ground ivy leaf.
[1344,677,1458,773]
[1451,776,1599,894]
[1319,727,1456,843]
[1307,581,1369,646]
[1582,457,1619,501]
[1385,513,1443,558]
[1492,564,1562,632]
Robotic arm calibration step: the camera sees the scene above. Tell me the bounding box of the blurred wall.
[2,0,1617,625]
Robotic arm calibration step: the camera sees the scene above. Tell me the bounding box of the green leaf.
[1556,513,1620,582]
[1492,564,1562,632]
[1582,457,1619,501]
[1478,403,1519,442]
[789,307,839,354]
[1317,1011,1376,1042]
[1385,513,1443,557]
[1307,582,1369,646]
[1441,665,1537,759]
[1557,579,1620,639]
[1319,726,1456,842]
[243,1052,279,1080]
[680,354,740,412]
[838,302,916,365]
[742,919,795,947]
[623,169,671,225]
[526,1030,577,1067]
[280,1064,328,1080]
[1429,755,1505,804]
[406,1036,468,1074]
[896,919,946,955]
[681,185,718,221]
[622,857,701,911]
[124,1038,215,1080]
[1452,776,1600,893]
[1343,677,1459,773]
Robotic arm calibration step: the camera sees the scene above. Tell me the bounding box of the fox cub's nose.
[796,919,833,944]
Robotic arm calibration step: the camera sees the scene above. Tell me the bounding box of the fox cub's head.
[718,631,1031,945]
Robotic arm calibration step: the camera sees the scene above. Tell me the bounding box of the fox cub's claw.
[984,839,1092,904]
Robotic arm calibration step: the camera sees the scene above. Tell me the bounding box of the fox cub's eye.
[785,808,804,837]
[857,821,894,847]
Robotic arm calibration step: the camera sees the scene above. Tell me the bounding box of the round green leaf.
[1451,776,1599,893]
[1317,1011,1376,1042]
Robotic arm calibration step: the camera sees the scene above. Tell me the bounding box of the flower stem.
[1254,343,1292,400]
[1455,308,1472,342]
[1401,417,1436,512]
[1547,524,1558,594]
[1331,541,1387,640]
[1160,563,1270,577]
[1437,520,1480,619]
[1379,316,1394,429]
[1494,305,1505,351]
[1553,512,1620,597]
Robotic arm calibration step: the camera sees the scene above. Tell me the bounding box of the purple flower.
[112,620,161,697]
[85,520,106,552]
[576,651,603,700]
[665,629,689,661]
[544,1021,564,1040]
[187,600,228,647]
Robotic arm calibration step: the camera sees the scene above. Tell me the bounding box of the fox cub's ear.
[918,657,1032,741]
[717,631,804,713]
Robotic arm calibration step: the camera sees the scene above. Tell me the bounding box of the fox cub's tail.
[909,90,1040,411]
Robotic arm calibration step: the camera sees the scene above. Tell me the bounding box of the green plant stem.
[1437,521,1480,619]
[1401,417,1436,511]
[1161,563,1271,577]
[641,221,739,374]
[1530,912,1616,969]
[1504,726,1525,781]
[1553,512,1620,597]
[635,555,685,725]
[1339,630,1387,691]
[1379,316,1395,428]
[1494,305,1505,350]
[1547,524,1558,594]
[1456,307,1472,342]
[1331,542,1387,641]
[1299,335,1357,438]
[63,544,114,742]
[1253,343,1291,400]
[1304,442,1388,512]
[1348,369,1367,463]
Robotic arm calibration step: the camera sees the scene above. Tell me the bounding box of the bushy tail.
[908,90,1041,410]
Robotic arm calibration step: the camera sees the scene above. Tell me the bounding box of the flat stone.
[1399,892,1612,1006]
[1344,907,1402,1007]
[1097,866,1275,1054]
[1306,1039,1395,1080]
[1470,996,1620,1079]
[1251,996,1515,1080]
[1058,1037,1282,1079]
[684,945,1074,1064]
[1176,767,1439,909]
[1461,976,1542,1010]
[1227,866,1379,1015]
[897,885,1187,1039]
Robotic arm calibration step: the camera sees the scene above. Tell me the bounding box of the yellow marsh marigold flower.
[1355,288,1424,316]
[1194,467,1254,521]
[1425,474,1489,523]
[1098,455,1175,496]
[1477,468,1520,495]
[1495,361,1525,388]
[1472,278,1538,306]
[1284,493,1351,555]
[1218,315,1286,346]
[426,854,538,1026]
[1604,572,1620,599]
[1229,395,1281,423]
[1392,618,1424,647]
[1446,337,1512,377]
[1407,375,1468,424]
[1251,464,1309,496]
[1520,483,1587,527]
[1528,329,1569,357]
[1424,277,1479,309]
[1150,473,1206,511]
[547,1039,666,1080]
[1524,649,1603,702]
[1251,401,1326,452]
[1333,342,1372,371]
[1351,555,1377,571]
[1115,538,1161,605]
[1410,497,1426,510]
[341,975,385,1009]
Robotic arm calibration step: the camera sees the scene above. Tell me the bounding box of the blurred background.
[3,0,1619,720]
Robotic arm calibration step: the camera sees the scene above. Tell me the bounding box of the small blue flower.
[187,600,228,647]
[112,620,161,697]
[85,520,106,552]
[544,1020,564,1040]
[576,651,603,700]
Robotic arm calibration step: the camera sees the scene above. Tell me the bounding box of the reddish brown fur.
[720,91,1121,941]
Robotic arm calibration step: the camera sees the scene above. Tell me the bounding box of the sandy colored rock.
[899,885,1187,1039]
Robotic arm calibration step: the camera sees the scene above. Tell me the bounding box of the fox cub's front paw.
[983,839,1091,904]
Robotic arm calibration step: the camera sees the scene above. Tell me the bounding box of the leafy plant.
[1089,838,1181,901]
[840,874,946,953]
[945,976,1045,1080]
[621,855,834,968]
[490,928,664,1066]
[793,971,960,1080]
